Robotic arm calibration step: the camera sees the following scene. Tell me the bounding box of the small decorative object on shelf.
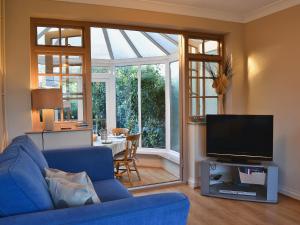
[238,167,266,185]
[99,128,107,141]
[206,55,233,114]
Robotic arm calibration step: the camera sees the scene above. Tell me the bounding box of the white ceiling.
[55,0,300,22]
[154,0,277,14]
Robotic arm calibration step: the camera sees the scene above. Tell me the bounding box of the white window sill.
[137,148,180,164]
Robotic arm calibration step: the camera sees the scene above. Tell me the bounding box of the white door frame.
[92,73,116,132]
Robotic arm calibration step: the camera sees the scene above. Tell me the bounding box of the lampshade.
[31,89,63,110]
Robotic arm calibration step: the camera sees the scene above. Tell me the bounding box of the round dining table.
[93,135,126,156]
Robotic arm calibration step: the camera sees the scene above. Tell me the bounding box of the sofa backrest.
[0,145,54,217]
[10,135,48,173]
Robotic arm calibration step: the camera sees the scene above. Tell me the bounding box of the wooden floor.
[118,166,179,188]
[133,184,300,225]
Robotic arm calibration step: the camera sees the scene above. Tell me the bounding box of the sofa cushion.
[46,177,98,209]
[10,135,48,172]
[92,179,132,202]
[0,145,54,217]
[45,168,100,204]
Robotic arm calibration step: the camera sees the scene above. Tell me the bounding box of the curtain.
[0,0,8,152]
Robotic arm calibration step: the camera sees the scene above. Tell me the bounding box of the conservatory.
[90,27,181,181]
[35,23,221,187]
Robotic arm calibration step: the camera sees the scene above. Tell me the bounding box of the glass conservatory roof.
[91,27,179,60]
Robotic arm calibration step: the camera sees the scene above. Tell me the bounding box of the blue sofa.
[0,135,190,225]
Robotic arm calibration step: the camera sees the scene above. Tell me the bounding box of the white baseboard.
[188,177,200,188]
[279,186,300,201]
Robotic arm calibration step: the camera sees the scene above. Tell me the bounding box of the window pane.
[191,78,197,97]
[63,99,83,121]
[37,27,83,47]
[191,61,197,70]
[115,66,139,133]
[37,27,59,46]
[205,62,219,78]
[62,76,83,97]
[205,79,217,96]
[90,28,111,59]
[189,39,220,55]
[170,61,180,152]
[62,55,82,74]
[67,36,82,47]
[141,64,165,148]
[146,32,178,54]
[125,30,165,57]
[190,78,202,97]
[189,61,203,77]
[61,28,82,47]
[188,39,203,54]
[38,54,60,74]
[204,40,219,55]
[38,76,60,88]
[61,38,66,46]
[166,34,179,43]
[205,98,218,114]
[107,29,136,59]
[51,38,60,45]
[191,98,196,115]
[92,82,107,132]
[190,98,203,116]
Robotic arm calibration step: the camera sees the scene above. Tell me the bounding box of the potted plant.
[206,55,233,114]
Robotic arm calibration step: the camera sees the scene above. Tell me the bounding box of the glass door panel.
[92,82,107,133]
[170,61,180,152]
[141,64,166,148]
[115,66,139,133]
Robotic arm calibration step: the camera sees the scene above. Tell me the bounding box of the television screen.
[206,115,273,160]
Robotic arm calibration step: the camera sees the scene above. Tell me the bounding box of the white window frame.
[91,54,179,157]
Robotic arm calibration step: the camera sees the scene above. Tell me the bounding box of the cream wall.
[5,0,299,199]
[5,0,247,182]
[245,5,300,199]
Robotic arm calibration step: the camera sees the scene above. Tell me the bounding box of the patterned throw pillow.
[45,168,100,208]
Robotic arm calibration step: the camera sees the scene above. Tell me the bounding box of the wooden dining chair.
[111,128,129,136]
[114,133,141,185]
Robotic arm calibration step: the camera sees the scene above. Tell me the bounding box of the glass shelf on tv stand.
[200,159,278,203]
[209,159,276,168]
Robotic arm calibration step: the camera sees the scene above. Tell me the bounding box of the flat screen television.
[206,115,273,161]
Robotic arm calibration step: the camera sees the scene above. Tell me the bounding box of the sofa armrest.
[43,146,114,181]
[0,193,189,225]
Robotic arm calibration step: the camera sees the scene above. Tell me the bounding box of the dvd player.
[219,190,256,196]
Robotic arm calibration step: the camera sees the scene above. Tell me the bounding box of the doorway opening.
[91,27,181,188]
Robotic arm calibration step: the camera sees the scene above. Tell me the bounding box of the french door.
[92,76,116,132]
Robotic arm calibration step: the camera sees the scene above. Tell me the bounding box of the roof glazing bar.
[119,30,142,58]
[160,33,178,45]
[142,32,170,55]
[102,28,114,60]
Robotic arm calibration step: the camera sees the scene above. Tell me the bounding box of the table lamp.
[31,89,63,130]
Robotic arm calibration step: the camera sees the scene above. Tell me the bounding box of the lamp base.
[43,109,55,130]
